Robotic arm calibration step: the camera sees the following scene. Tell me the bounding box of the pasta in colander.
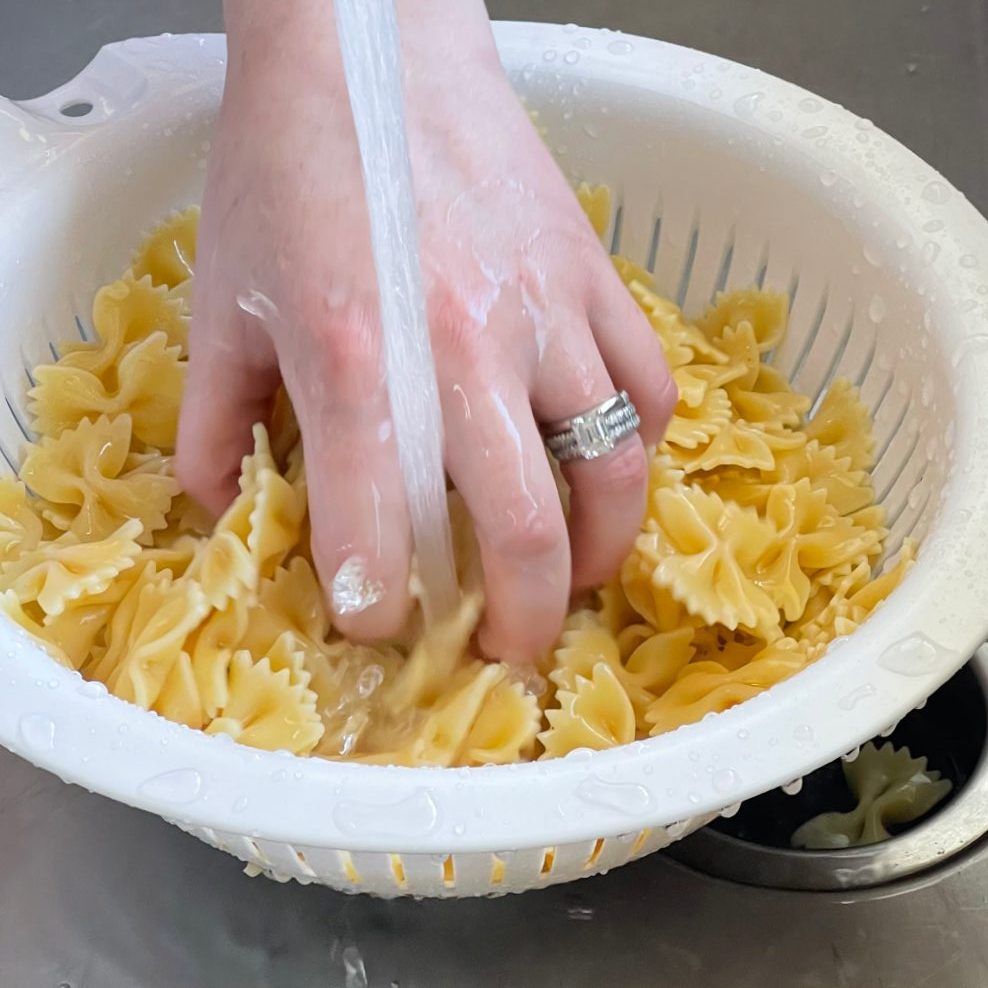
[0,199,913,761]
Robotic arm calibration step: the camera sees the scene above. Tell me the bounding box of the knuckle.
[488,508,566,561]
[429,287,488,363]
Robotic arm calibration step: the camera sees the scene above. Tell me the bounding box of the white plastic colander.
[2,24,988,899]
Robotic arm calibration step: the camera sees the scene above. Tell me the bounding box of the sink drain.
[667,647,988,891]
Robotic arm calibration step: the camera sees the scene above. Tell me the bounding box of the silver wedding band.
[542,390,641,462]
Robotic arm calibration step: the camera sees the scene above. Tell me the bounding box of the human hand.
[177,0,675,663]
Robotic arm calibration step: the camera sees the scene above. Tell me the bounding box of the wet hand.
[177,0,676,663]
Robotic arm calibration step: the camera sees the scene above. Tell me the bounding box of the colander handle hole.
[59,100,93,118]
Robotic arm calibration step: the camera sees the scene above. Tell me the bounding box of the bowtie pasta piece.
[791,742,952,849]
[21,414,177,543]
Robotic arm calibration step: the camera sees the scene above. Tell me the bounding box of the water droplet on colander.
[878,632,953,677]
[802,125,828,139]
[838,684,874,712]
[863,244,883,267]
[77,680,107,699]
[667,820,689,839]
[19,712,55,752]
[921,180,950,205]
[843,745,862,763]
[959,298,979,313]
[334,789,440,838]
[563,50,581,65]
[576,36,593,50]
[799,97,822,113]
[895,232,913,250]
[960,254,979,269]
[688,791,702,805]
[138,768,202,804]
[923,218,945,233]
[452,823,466,836]
[792,724,814,744]
[543,49,558,62]
[868,295,887,323]
[566,747,595,761]
[576,777,653,815]
[710,86,723,100]
[607,39,634,56]
[782,778,804,796]
[880,721,899,738]
[712,768,741,794]
[720,801,742,819]
[232,795,249,814]
[582,122,600,139]
[736,728,750,741]
[733,91,764,119]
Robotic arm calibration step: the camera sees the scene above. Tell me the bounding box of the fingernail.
[332,555,384,617]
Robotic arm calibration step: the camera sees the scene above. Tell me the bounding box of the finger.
[587,264,677,445]
[532,317,649,590]
[442,369,570,666]
[177,297,280,516]
[284,312,412,640]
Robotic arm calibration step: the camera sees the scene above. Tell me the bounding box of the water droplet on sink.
[960,254,978,269]
[720,801,742,818]
[923,218,944,233]
[868,295,887,323]
[782,778,804,796]
[563,50,581,65]
[799,97,822,113]
[576,777,653,815]
[842,745,862,763]
[567,905,596,921]
[343,945,368,988]
[921,181,949,205]
[878,633,954,677]
[19,712,55,751]
[607,39,634,56]
[803,125,828,139]
[921,241,941,264]
[233,795,249,813]
[138,768,202,804]
[543,49,558,62]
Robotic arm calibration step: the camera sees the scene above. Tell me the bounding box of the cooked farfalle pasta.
[0,199,914,763]
[791,741,952,849]
[22,415,177,543]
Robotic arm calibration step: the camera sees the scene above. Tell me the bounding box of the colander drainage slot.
[667,656,988,892]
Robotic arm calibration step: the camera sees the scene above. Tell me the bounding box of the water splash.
[335,0,458,623]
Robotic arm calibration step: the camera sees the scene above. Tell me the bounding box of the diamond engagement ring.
[542,390,641,462]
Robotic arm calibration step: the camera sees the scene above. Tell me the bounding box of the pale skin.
[177,0,676,664]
